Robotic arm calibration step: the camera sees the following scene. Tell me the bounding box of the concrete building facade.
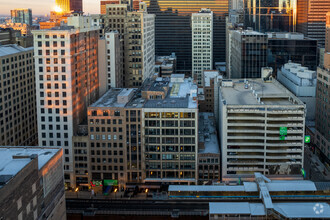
[0,45,37,146]
[32,15,100,188]
[0,147,65,220]
[192,9,213,86]
[219,79,306,181]
[71,74,199,188]
[315,66,330,159]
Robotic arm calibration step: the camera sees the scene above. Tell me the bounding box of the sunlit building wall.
[244,0,297,33]
[297,0,330,46]
[55,0,82,13]
[10,8,32,26]
[32,16,99,188]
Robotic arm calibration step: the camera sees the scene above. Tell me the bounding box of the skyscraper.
[192,9,213,86]
[103,2,155,88]
[244,0,297,33]
[297,0,330,46]
[315,12,330,159]
[0,45,37,146]
[55,0,83,13]
[32,15,99,188]
[326,12,330,53]
[10,8,32,26]
[142,0,228,75]
[229,30,268,78]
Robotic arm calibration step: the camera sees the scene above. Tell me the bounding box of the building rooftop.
[169,173,322,193]
[0,44,32,56]
[220,79,304,105]
[267,32,305,40]
[90,88,138,108]
[90,75,198,109]
[203,70,221,87]
[198,113,220,154]
[209,202,266,215]
[209,202,330,218]
[0,147,61,187]
[144,75,198,109]
[233,29,266,36]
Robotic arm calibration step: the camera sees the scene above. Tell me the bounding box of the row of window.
[37,41,65,47]
[38,66,66,73]
[37,34,65,39]
[39,83,67,89]
[37,49,65,56]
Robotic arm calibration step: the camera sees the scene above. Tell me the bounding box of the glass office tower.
[55,0,83,13]
[297,0,330,46]
[244,0,297,33]
[143,0,228,74]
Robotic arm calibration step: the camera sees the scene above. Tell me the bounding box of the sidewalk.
[65,190,152,200]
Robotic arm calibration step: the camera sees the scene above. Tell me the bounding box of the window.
[61,50,65,55]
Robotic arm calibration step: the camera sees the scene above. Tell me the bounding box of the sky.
[0,0,99,16]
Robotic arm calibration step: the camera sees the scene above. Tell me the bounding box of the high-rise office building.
[229,30,268,78]
[142,0,228,74]
[192,9,213,86]
[102,3,155,88]
[326,12,330,53]
[315,65,330,159]
[103,31,123,89]
[314,12,330,159]
[244,0,297,33]
[10,8,32,26]
[32,15,100,188]
[71,74,199,188]
[219,79,305,181]
[0,45,37,146]
[297,0,330,46]
[267,32,318,74]
[124,3,155,87]
[55,0,83,13]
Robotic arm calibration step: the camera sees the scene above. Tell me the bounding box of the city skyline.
[0,0,99,15]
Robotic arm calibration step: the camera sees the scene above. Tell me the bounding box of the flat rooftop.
[0,147,61,187]
[209,202,330,218]
[233,29,266,36]
[0,44,33,57]
[220,79,304,105]
[91,75,198,109]
[198,113,220,154]
[90,88,137,108]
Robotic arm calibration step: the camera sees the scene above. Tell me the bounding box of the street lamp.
[75,187,79,198]
[114,188,118,199]
[145,188,148,198]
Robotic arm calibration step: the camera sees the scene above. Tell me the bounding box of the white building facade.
[32,16,100,188]
[192,9,213,86]
[277,62,317,121]
[219,79,306,182]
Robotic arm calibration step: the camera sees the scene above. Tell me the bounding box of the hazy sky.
[0,0,100,16]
